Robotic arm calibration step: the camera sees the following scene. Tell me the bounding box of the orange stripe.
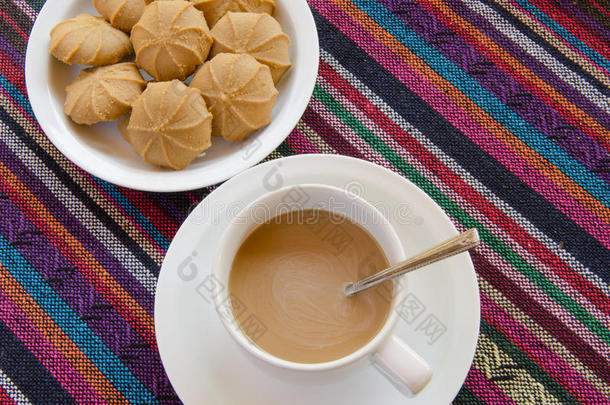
[0,163,156,347]
[425,0,610,151]
[330,0,610,224]
[499,0,610,88]
[0,263,127,404]
[0,92,164,267]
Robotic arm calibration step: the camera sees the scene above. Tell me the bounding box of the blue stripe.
[351,0,610,207]
[0,235,157,404]
[93,179,171,250]
[1,72,170,251]
[0,74,33,115]
[514,0,610,73]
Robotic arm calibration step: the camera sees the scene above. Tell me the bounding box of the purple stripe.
[558,0,610,39]
[0,141,176,400]
[302,107,366,158]
[0,36,24,67]
[149,192,191,228]
[0,138,154,313]
[377,0,610,183]
[447,0,610,132]
[481,294,608,403]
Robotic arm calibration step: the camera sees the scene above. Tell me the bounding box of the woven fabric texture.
[0,0,609,403]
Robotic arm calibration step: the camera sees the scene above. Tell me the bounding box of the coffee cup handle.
[372,335,433,396]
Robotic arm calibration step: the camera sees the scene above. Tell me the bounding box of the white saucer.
[155,155,480,404]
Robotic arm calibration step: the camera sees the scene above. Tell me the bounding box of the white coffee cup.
[212,184,433,395]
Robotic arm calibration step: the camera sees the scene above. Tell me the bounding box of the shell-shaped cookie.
[211,12,290,84]
[190,0,275,28]
[131,1,213,81]
[190,53,278,142]
[50,14,132,65]
[93,0,151,32]
[125,80,213,169]
[64,62,146,125]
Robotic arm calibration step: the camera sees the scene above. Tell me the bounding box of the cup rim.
[211,183,408,371]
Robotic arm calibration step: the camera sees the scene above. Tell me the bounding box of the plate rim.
[155,154,481,404]
[25,0,319,192]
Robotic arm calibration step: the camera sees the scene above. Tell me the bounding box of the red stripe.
[464,366,518,405]
[0,288,106,403]
[314,0,610,241]
[0,54,180,246]
[0,384,16,405]
[530,0,610,60]
[0,50,25,94]
[585,0,610,19]
[0,10,28,40]
[481,293,607,403]
[509,0,608,73]
[473,251,610,384]
[0,174,156,348]
[80,175,166,256]
[186,192,199,203]
[301,107,366,159]
[120,188,181,242]
[317,59,610,317]
[285,128,321,154]
[419,0,610,153]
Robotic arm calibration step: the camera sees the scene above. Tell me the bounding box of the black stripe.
[275,141,297,156]
[2,1,34,34]
[27,1,46,14]
[0,107,161,277]
[148,191,193,228]
[573,0,610,33]
[0,319,75,405]
[313,9,610,283]
[474,252,610,386]
[454,386,485,405]
[0,20,26,57]
[302,108,365,159]
[483,0,610,96]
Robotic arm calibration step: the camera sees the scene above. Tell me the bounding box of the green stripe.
[276,142,297,157]
[312,84,610,345]
[454,386,485,405]
[480,320,576,403]
[27,0,45,13]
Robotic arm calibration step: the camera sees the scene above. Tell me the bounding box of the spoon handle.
[344,228,480,296]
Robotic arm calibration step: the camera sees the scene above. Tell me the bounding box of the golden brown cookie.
[190,0,275,28]
[64,62,146,125]
[211,12,290,83]
[124,80,213,169]
[93,0,151,32]
[50,14,132,66]
[131,0,213,81]
[190,53,278,142]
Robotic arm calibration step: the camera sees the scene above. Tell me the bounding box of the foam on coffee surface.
[229,209,392,364]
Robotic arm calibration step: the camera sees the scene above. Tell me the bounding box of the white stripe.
[462,0,610,114]
[1,95,165,264]
[309,91,610,356]
[296,121,337,153]
[0,120,158,294]
[476,243,610,359]
[480,278,610,394]
[10,0,37,22]
[0,369,32,405]
[319,48,610,298]
[315,74,610,328]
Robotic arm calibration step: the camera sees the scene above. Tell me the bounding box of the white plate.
[25,0,319,192]
[155,155,480,405]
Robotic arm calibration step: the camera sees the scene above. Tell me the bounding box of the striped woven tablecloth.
[1,0,609,403]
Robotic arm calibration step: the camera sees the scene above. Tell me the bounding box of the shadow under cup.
[212,184,433,395]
